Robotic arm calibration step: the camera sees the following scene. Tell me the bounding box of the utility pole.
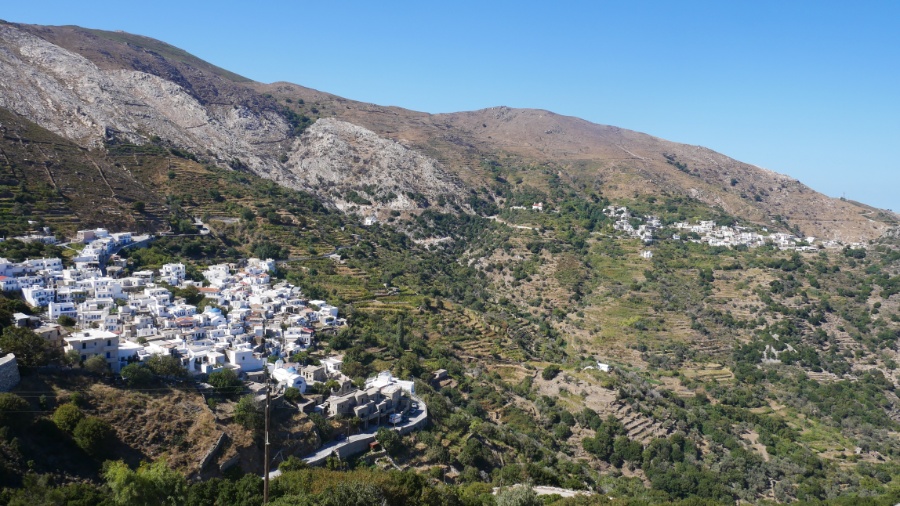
[263,312,270,506]
[264,367,271,503]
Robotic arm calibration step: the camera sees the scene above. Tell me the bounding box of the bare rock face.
[0,23,463,216]
[0,23,289,172]
[286,118,466,213]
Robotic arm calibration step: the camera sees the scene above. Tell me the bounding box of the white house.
[365,370,415,395]
[48,301,77,320]
[226,347,265,372]
[22,286,55,307]
[160,263,186,284]
[272,366,308,393]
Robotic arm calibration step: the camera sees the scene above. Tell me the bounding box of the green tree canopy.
[84,355,111,376]
[0,392,30,430]
[234,395,263,431]
[376,427,401,456]
[74,416,113,457]
[121,363,154,387]
[0,326,60,368]
[104,459,187,506]
[52,403,84,433]
[147,354,187,378]
[208,368,243,396]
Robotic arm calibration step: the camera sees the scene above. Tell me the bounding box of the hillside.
[2,19,900,505]
[0,20,894,242]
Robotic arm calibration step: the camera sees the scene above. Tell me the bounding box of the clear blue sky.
[5,1,899,211]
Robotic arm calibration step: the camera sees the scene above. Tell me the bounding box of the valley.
[0,19,899,505]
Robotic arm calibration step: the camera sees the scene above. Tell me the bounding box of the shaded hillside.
[0,107,169,236]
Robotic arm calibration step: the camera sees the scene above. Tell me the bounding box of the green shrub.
[541,365,561,381]
[74,416,113,457]
[52,403,83,433]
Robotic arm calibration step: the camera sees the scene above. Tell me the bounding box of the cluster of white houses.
[605,206,661,244]
[2,229,420,424]
[604,207,851,251]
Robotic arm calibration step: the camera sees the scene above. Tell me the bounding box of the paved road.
[493,484,594,498]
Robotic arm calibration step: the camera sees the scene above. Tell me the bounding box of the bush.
[208,369,243,396]
[541,365,561,381]
[74,416,113,457]
[278,455,307,472]
[495,485,541,506]
[147,354,187,379]
[121,363,154,387]
[284,387,301,404]
[57,315,77,326]
[52,403,84,433]
[376,427,401,456]
[84,355,111,376]
[0,393,30,430]
[105,459,187,506]
[233,395,262,431]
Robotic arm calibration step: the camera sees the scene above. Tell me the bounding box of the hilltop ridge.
[0,20,896,241]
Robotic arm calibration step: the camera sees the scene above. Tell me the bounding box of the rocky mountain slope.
[0,20,896,241]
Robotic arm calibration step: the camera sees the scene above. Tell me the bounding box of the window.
[106,352,111,359]
[107,340,112,346]
[82,343,86,349]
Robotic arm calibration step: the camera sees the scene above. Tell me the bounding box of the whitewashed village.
[0,227,426,465]
[601,206,857,251]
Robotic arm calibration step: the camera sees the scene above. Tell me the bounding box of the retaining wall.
[0,354,20,392]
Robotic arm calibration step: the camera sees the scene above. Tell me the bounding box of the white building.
[160,263,186,284]
[272,366,308,392]
[65,330,121,373]
[22,286,54,307]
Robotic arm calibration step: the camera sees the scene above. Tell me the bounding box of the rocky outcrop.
[0,23,465,216]
[0,23,289,173]
[285,119,465,212]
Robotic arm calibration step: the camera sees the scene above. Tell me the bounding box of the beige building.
[64,330,120,373]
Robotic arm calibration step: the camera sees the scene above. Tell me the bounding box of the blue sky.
[5,1,899,211]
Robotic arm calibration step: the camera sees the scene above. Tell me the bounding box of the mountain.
[0,20,896,241]
[4,20,900,505]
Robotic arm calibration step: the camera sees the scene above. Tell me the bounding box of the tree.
[57,315,77,327]
[310,482,386,506]
[84,355,111,376]
[208,368,243,396]
[104,459,187,506]
[495,485,541,506]
[541,364,561,381]
[121,363,154,387]
[252,241,286,260]
[0,392,30,430]
[278,455,307,472]
[147,354,187,379]
[309,413,332,441]
[52,403,84,433]
[65,349,82,366]
[74,416,113,457]
[233,395,262,431]
[376,427,401,456]
[0,326,59,368]
[284,387,301,404]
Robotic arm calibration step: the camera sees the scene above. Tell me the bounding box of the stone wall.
[199,432,228,471]
[0,354,20,392]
